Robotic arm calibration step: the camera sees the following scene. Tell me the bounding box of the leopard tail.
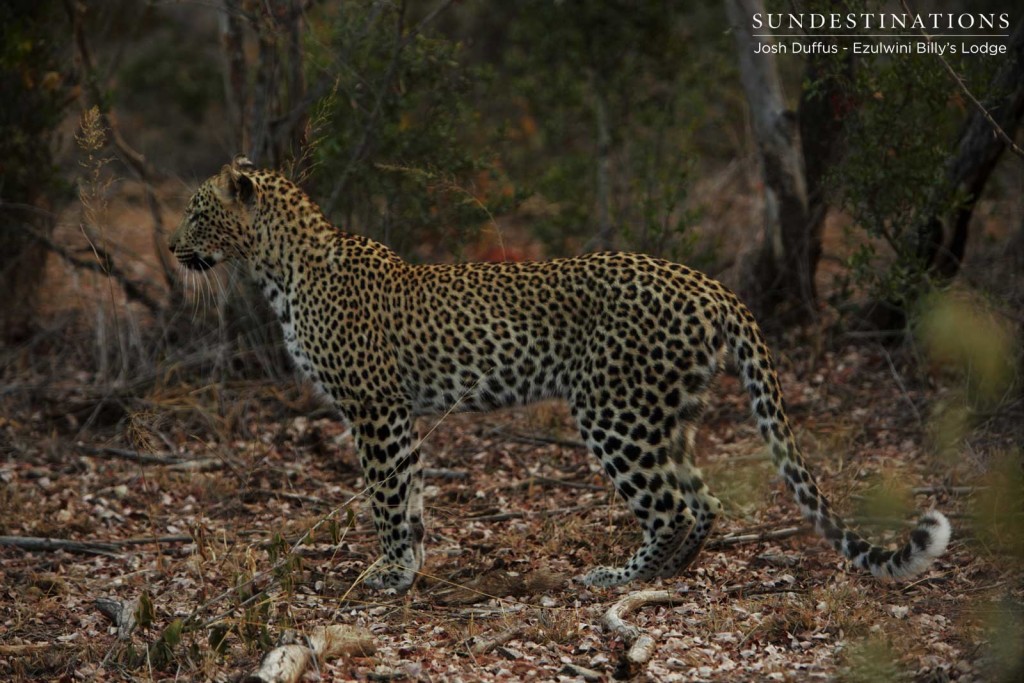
[721,296,950,579]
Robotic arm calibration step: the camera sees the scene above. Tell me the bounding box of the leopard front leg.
[351,404,425,592]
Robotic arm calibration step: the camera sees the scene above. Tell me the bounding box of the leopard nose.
[168,224,184,252]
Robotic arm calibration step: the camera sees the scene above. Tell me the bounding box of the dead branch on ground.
[467,625,526,656]
[602,590,688,667]
[0,642,78,657]
[242,625,375,683]
[507,474,605,492]
[491,429,588,450]
[0,535,193,558]
[76,443,226,472]
[705,526,807,550]
[0,536,120,557]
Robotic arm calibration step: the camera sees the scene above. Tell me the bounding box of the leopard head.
[169,155,260,271]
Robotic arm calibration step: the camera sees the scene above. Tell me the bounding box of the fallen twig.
[75,443,187,465]
[469,625,525,655]
[493,429,588,450]
[167,459,226,473]
[242,490,333,509]
[0,536,120,557]
[0,534,193,559]
[113,535,193,547]
[0,642,77,656]
[242,625,375,683]
[602,590,681,641]
[508,475,605,492]
[467,502,605,523]
[602,590,688,666]
[911,485,984,496]
[438,569,567,606]
[76,443,226,472]
[705,526,807,550]
[559,663,603,681]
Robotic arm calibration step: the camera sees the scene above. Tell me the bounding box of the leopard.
[168,156,951,592]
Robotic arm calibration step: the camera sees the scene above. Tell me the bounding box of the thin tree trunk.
[726,0,814,323]
[593,84,614,251]
[0,207,52,343]
[250,12,277,164]
[286,3,307,157]
[220,0,248,152]
[223,0,307,168]
[798,35,852,299]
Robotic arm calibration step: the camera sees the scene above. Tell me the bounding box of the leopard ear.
[224,155,256,206]
[232,154,255,173]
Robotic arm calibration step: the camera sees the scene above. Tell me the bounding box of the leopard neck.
[244,190,406,305]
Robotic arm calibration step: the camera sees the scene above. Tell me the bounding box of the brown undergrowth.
[1,150,1022,680]
[1,316,1022,681]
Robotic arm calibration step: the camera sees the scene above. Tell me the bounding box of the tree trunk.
[220,0,307,168]
[798,35,852,299]
[220,0,248,151]
[726,0,815,324]
[919,19,1024,279]
[0,1,69,343]
[592,82,614,252]
[0,209,53,343]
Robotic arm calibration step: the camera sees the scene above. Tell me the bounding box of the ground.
[1,338,1021,682]
[2,168,1023,681]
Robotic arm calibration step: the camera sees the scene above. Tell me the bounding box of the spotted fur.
[169,157,951,591]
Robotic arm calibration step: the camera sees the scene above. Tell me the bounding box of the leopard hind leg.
[572,399,696,587]
[651,370,724,578]
[655,419,723,578]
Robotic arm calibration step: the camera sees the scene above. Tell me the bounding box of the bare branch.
[901,0,1024,160]
[75,443,226,472]
[0,643,77,657]
[28,224,162,313]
